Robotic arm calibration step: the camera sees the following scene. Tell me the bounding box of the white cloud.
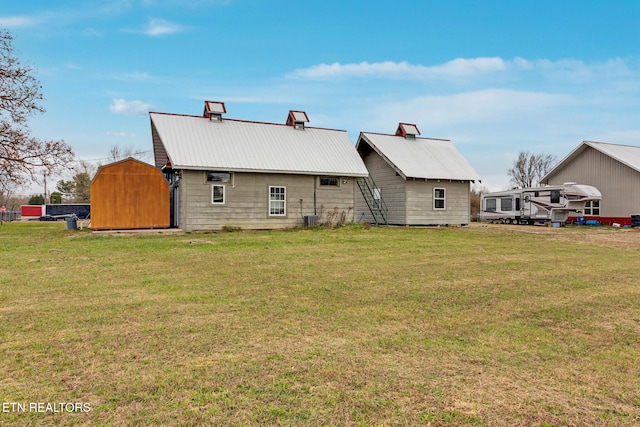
[288,57,636,85]
[106,131,136,138]
[0,15,40,28]
[288,58,506,80]
[142,18,187,36]
[109,99,154,116]
[367,89,574,130]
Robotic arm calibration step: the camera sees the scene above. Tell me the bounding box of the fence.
[1,211,20,222]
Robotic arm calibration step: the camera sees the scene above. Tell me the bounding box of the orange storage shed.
[90,158,169,230]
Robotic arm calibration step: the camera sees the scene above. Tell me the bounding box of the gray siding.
[356,152,407,224]
[177,170,357,231]
[356,151,472,225]
[405,180,471,225]
[544,147,640,218]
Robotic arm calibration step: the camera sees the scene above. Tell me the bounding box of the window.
[373,187,381,209]
[500,197,513,211]
[211,185,225,204]
[485,198,496,212]
[319,177,339,187]
[584,200,600,216]
[434,188,445,210]
[269,186,286,216]
[206,172,231,182]
[550,189,560,204]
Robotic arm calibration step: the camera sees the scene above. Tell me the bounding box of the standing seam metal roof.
[543,141,640,182]
[357,132,481,181]
[150,112,369,177]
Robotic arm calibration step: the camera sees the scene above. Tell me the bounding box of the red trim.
[204,100,226,114]
[395,122,421,137]
[360,131,449,142]
[568,215,633,226]
[150,111,347,133]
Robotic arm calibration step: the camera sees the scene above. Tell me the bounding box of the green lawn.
[1,222,639,426]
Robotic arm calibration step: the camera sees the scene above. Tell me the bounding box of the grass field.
[1,222,639,426]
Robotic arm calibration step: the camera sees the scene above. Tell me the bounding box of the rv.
[480,183,601,225]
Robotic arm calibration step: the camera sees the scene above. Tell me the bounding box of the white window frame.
[211,185,225,205]
[373,187,381,210]
[269,186,286,216]
[584,200,600,216]
[434,188,446,210]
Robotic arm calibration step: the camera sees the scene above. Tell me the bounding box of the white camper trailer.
[480,183,601,225]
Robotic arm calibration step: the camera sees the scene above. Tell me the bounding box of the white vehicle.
[480,183,601,225]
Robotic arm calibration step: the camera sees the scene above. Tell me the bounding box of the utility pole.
[43,171,47,205]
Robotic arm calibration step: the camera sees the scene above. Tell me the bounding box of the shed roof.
[91,157,163,185]
[356,131,481,182]
[150,111,369,177]
[542,140,640,182]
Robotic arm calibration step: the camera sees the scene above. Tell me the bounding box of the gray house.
[355,123,481,226]
[150,101,369,231]
[541,140,640,226]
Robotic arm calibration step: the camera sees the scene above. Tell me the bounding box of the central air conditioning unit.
[303,215,319,227]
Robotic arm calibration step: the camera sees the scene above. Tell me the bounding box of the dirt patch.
[477,223,640,248]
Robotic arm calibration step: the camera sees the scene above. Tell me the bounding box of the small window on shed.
[206,172,231,182]
[319,177,339,187]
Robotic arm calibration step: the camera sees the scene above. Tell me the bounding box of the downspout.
[313,176,317,215]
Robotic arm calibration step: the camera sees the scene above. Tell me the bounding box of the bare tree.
[0,29,74,191]
[507,151,556,188]
[108,144,151,163]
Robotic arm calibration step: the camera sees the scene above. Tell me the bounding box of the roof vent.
[396,123,420,139]
[286,110,309,129]
[204,101,226,121]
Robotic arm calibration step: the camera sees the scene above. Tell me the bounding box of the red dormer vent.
[395,123,420,139]
[204,101,226,121]
[286,110,309,129]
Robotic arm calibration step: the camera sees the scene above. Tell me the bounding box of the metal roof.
[543,141,640,182]
[150,112,369,177]
[357,132,481,181]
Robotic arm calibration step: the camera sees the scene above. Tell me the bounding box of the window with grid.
[434,188,446,210]
[269,186,286,216]
[584,200,600,216]
[319,177,339,187]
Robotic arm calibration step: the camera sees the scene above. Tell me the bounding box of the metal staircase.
[356,176,388,225]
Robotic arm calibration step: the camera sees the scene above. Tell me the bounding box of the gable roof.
[150,111,369,177]
[91,157,162,185]
[542,140,640,182]
[356,131,481,182]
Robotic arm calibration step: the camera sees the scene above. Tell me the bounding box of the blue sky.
[3,0,640,191]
